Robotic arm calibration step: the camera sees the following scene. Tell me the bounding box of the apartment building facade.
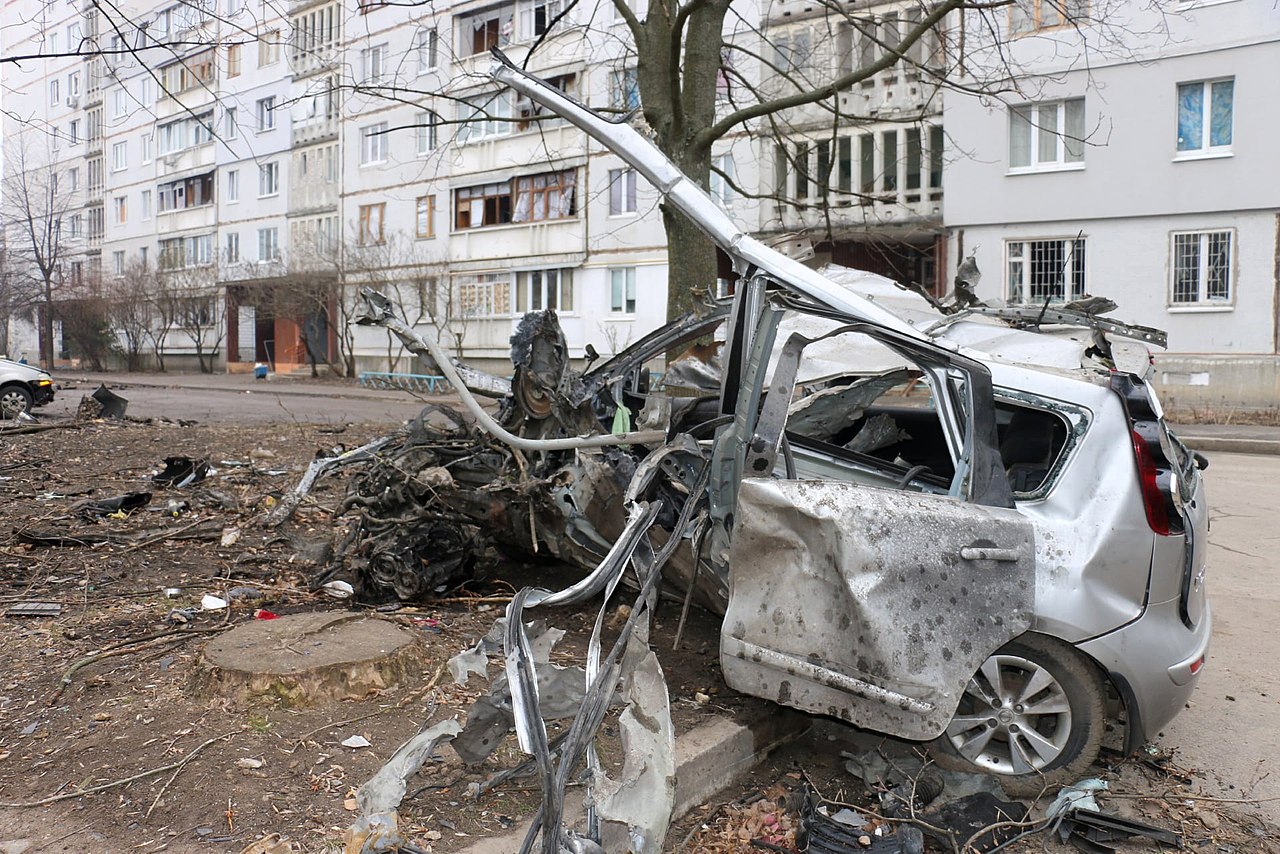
[943,0,1280,407]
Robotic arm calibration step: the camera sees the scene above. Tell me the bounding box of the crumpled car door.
[719,320,1037,740]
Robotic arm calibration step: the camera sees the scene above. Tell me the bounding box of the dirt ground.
[0,418,752,854]
[5,417,1280,854]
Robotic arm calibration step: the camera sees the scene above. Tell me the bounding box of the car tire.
[0,384,33,418]
[929,633,1106,798]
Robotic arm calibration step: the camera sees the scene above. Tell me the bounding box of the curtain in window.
[555,171,575,217]
[1209,80,1232,147]
[1009,106,1032,167]
[512,177,532,222]
[1177,83,1203,151]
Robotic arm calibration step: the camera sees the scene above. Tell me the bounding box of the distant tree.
[105,260,158,371]
[1,142,75,368]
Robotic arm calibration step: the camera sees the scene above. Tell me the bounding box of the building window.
[1177,79,1233,156]
[69,214,82,236]
[456,91,514,143]
[159,234,213,269]
[226,232,240,263]
[113,196,127,225]
[1006,238,1086,303]
[361,44,387,83]
[50,79,60,103]
[416,111,439,155]
[450,170,575,228]
[517,269,573,312]
[1171,230,1232,306]
[358,203,386,245]
[256,97,276,131]
[113,87,127,118]
[455,272,512,318]
[258,162,279,197]
[360,122,389,165]
[609,168,637,215]
[111,141,126,171]
[1009,98,1085,171]
[140,189,152,219]
[458,5,512,56]
[415,27,437,73]
[113,251,125,276]
[773,27,813,74]
[225,107,238,139]
[227,43,241,77]
[609,67,640,111]
[710,153,736,203]
[258,30,280,66]
[415,195,436,238]
[515,73,575,130]
[1010,0,1088,34]
[68,167,79,192]
[521,0,567,38]
[610,267,636,313]
[157,173,215,212]
[257,227,278,261]
[141,132,152,161]
[227,169,239,202]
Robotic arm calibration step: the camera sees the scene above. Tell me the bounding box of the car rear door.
[719,311,1038,740]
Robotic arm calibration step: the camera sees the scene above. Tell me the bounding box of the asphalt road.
[1160,451,1280,817]
[38,377,433,425]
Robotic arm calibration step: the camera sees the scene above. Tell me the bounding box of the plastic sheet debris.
[1046,779,1108,819]
[5,601,62,617]
[152,456,211,488]
[200,594,228,611]
[74,491,152,520]
[342,735,372,749]
[254,609,279,620]
[345,719,463,854]
[321,580,354,599]
[221,527,242,547]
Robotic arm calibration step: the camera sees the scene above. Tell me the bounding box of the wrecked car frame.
[317,53,1211,854]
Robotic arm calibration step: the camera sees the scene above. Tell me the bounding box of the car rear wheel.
[0,384,33,418]
[930,633,1106,797]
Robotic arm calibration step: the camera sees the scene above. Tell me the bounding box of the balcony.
[156,143,216,179]
[775,194,941,235]
[156,203,217,236]
[292,114,338,147]
[448,217,586,266]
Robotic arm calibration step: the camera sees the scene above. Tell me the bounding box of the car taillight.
[1131,429,1171,536]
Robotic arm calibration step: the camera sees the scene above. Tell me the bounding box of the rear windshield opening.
[995,403,1069,495]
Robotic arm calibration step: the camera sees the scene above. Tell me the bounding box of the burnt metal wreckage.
[270,54,1205,854]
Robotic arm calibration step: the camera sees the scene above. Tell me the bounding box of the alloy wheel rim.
[944,653,1073,775]
[0,390,27,417]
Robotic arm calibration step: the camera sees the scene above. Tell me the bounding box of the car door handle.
[959,546,1021,562]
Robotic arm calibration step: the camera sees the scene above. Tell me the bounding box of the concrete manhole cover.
[190,611,423,707]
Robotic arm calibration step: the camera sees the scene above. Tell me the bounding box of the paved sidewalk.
[54,369,443,403]
[1171,422,1280,457]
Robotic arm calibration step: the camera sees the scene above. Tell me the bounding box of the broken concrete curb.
[454,707,807,854]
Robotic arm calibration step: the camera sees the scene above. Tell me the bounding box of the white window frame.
[258,161,279,197]
[609,267,637,314]
[516,268,573,313]
[453,272,513,318]
[226,231,240,263]
[710,153,736,203]
[360,122,389,165]
[112,87,127,118]
[1005,237,1087,304]
[141,189,152,219]
[141,132,152,162]
[1169,229,1234,309]
[227,169,240,203]
[1175,78,1234,159]
[608,168,637,216]
[113,250,125,276]
[456,91,514,144]
[111,140,127,171]
[257,227,279,262]
[225,107,238,139]
[113,196,127,225]
[256,97,276,132]
[415,27,437,74]
[361,44,387,84]
[1008,97,1085,173]
[416,111,439,156]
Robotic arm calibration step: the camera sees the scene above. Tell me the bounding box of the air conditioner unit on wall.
[162,155,179,167]
[66,95,79,108]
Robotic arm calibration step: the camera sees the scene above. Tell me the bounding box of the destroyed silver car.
[325,56,1212,852]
